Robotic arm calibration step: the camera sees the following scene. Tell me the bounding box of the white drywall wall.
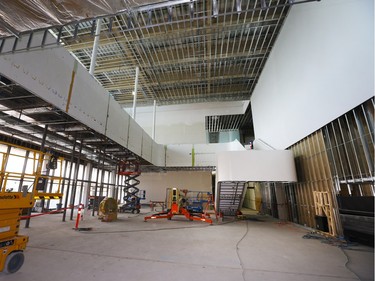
[126,101,249,144]
[106,98,129,148]
[166,140,245,167]
[137,171,212,202]
[217,150,297,182]
[0,34,245,168]
[251,0,374,149]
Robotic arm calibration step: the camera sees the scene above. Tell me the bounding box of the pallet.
[313,191,337,236]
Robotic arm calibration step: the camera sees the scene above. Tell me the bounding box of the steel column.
[82,162,93,209]
[62,137,77,222]
[109,170,116,198]
[92,153,101,217]
[18,150,30,191]
[152,100,156,140]
[70,140,83,220]
[89,18,102,75]
[98,150,106,213]
[132,66,139,120]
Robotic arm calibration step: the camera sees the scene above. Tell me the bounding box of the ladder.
[216,181,247,216]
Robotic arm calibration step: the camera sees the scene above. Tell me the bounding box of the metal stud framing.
[268,97,375,236]
[52,0,307,107]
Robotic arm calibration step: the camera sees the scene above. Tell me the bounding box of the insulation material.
[0,0,163,37]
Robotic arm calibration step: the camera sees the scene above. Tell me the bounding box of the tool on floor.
[144,188,213,224]
[98,197,118,222]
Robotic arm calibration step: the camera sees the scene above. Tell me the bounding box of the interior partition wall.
[264,97,374,238]
[289,130,339,233]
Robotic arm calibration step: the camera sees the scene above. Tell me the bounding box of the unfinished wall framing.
[262,97,374,239]
[289,130,339,234]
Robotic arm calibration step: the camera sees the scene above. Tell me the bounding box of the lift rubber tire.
[4,251,24,274]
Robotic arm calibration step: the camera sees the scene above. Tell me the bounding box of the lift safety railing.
[0,141,64,274]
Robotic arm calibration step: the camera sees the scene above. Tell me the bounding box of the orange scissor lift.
[0,142,63,273]
[144,188,213,224]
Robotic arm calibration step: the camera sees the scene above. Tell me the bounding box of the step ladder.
[216,181,247,216]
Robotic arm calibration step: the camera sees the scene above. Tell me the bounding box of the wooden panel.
[284,99,374,237]
[313,191,337,236]
[287,130,338,231]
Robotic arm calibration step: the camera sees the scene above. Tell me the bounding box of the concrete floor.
[0,207,373,281]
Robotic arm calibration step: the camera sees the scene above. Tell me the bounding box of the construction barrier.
[74,204,84,230]
[20,204,76,220]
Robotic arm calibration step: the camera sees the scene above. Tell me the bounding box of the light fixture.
[236,0,242,13]
[212,0,218,17]
[168,6,173,22]
[148,10,152,26]
[190,1,194,18]
[261,0,267,10]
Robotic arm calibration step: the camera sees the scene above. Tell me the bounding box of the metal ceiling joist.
[0,0,319,107]
[60,0,293,107]
[0,0,320,170]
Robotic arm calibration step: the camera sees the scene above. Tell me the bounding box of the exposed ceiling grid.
[53,0,292,107]
[0,0,318,169]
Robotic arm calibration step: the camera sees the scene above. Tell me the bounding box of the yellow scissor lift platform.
[0,193,33,274]
[0,141,63,273]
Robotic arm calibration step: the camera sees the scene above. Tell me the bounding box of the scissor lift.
[0,142,63,273]
[118,159,141,213]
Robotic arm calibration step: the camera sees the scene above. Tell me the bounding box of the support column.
[18,150,30,191]
[92,152,102,216]
[132,66,139,120]
[77,163,86,205]
[62,137,77,222]
[115,170,120,200]
[39,125,49,213]
[109,170,116,198]
[70,140,83,220]
[152,99,156,140]
[82,162,93,209]
[89,18,102,76]
[275,183,288,221]
[98,152,106,215]
[58,159,69,211]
